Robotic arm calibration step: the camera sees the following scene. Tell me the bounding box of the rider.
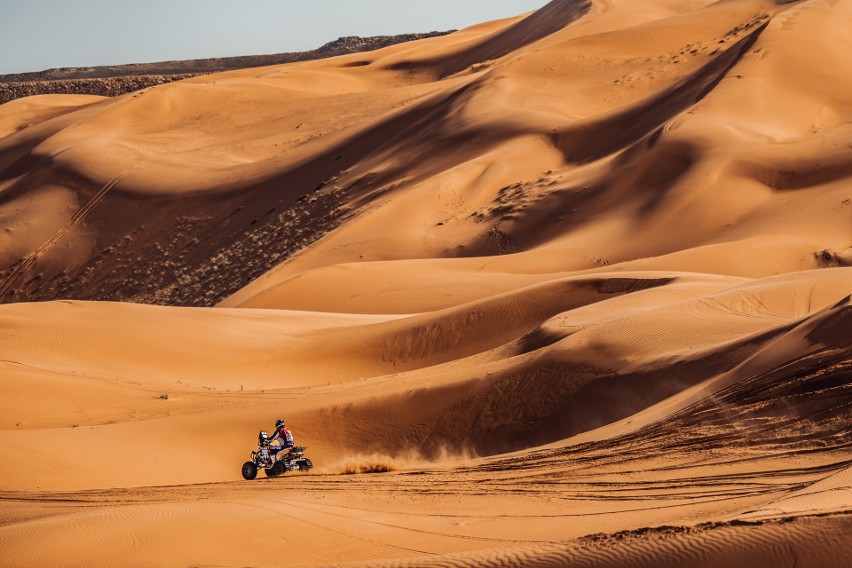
[269,419,295,462]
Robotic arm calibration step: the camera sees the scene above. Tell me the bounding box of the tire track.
[0,169,134,300]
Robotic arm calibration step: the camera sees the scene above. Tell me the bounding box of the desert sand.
[1,0,851,566]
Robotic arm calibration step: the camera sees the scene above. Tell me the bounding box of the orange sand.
[1,0,850,566]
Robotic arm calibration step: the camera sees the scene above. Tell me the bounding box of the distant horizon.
[0,31,454,77]
[0,1,550,75]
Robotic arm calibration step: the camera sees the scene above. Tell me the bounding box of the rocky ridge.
[0,32,452,104]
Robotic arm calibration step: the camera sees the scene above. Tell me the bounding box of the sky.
[0,0,551,75]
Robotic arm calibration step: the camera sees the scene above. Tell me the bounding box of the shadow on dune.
[549,20,769,164]
[740,154,852,191]
[324,337,719,458]
[390,0,591,78]
[452,18,772,254]
[462,138,701,254]
[318,296,851,460]
[540,297,852,470]
[354,276,675,371]
[0,81,520,306]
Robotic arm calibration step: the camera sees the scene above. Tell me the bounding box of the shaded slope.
[549,17,769,164]
[390,0,592,78]
[270,270,850,459]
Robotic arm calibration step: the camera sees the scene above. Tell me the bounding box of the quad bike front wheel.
[242,461,258,480]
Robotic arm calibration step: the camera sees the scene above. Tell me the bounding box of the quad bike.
[242,430,313,480]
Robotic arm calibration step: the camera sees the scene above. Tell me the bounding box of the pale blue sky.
[0,0,550,75]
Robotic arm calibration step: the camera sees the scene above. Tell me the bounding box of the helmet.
[275,419,285,429]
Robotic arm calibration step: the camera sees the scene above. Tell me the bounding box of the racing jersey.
[271,426,294,447]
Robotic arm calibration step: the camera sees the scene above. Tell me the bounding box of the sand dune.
[1,0,851,566]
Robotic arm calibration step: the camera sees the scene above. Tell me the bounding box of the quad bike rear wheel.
[242,461,258,480]
[266,461,286,477]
